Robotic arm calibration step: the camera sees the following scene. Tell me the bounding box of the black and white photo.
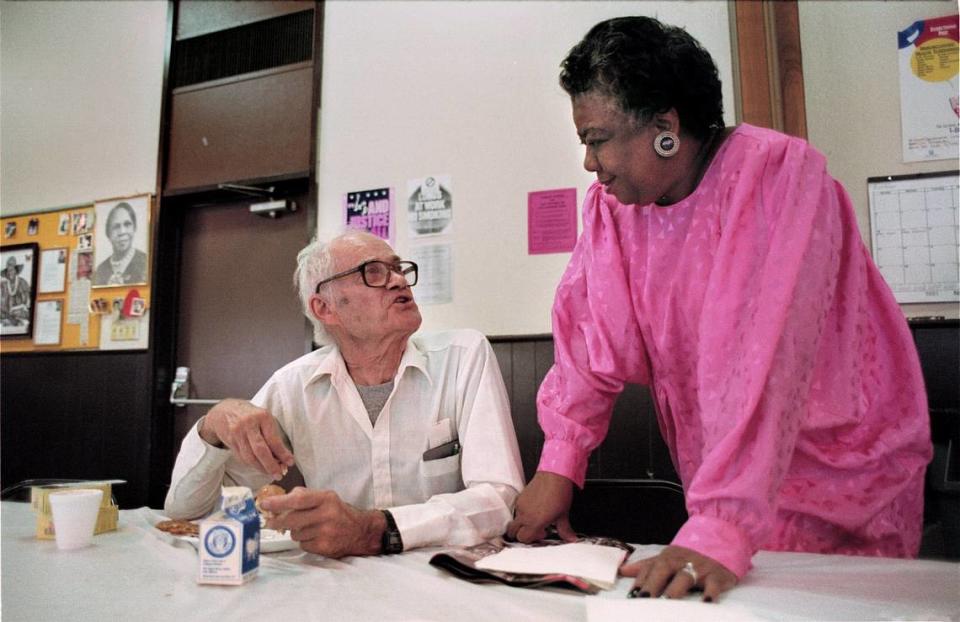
[93,195,150,287]
[1,243,38,338]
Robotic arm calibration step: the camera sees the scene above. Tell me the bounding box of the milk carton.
[198,486,260,585]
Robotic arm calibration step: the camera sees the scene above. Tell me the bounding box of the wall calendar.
[868,171,959,303]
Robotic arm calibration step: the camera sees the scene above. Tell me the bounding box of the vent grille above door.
[172,9,313,88]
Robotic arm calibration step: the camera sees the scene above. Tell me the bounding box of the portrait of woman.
[93,196,151,287]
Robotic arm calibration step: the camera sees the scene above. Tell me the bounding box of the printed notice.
[898,14,959,162]
[344,188,393,242]
[34,299,63,345]
[38,248,68,294]
[869,172,959,303]
[528,188,577,254]
[409,243,453,305]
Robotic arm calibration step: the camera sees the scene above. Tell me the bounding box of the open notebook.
[430,536,633,594]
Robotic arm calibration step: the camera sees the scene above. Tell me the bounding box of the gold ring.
[681,561,698,583]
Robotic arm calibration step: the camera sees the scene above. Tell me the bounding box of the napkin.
[474,542,627,590]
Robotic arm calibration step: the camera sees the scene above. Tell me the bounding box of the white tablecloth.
[2,502,958,621]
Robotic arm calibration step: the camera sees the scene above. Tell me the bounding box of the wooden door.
[168,191,311,479]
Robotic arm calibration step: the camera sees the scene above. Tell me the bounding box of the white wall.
[317,0,735,336]
[0,0,167,216]
[799,0,959,319]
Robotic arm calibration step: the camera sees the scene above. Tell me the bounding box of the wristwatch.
[380,509,403,554]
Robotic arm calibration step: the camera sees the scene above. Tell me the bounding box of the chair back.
[569,478,687,545]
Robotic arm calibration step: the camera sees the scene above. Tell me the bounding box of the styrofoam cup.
[49,488,103,550]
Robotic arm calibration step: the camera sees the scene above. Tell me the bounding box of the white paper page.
[475,542,626,589]
[38,249,67,293]
[409,243,453,305]
[33,300,62,345]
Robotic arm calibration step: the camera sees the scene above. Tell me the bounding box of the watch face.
[385,533,402,554]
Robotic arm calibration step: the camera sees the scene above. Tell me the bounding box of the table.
[2,502,958,621]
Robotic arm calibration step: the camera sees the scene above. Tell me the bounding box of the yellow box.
[31,482,119,539]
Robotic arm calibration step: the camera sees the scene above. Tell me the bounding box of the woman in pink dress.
[506,16,932,602]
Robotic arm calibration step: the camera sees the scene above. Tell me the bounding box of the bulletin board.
[0,194,153,353]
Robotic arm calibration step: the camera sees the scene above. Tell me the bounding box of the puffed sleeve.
[672,135,845,578]
[536,182,650,487]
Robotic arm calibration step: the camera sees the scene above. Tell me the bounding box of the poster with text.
[898,14,959,162]
[344,188,393,242]
[528,188,577,254]
[408,175,453,238]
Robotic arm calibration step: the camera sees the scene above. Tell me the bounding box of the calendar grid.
[868,171,959,304]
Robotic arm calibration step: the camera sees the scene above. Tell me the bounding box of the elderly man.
[165,231,524,557]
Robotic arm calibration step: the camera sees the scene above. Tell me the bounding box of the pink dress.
[537,124,932,578]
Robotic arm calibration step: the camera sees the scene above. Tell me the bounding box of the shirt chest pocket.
[418,418,462,496]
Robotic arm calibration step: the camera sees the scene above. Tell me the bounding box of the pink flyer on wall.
[344,188,393,242]
[528,188,577,255]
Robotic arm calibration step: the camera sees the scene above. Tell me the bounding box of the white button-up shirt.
[165,329,525,550]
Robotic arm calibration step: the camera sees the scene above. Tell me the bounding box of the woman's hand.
[505,471,577,543]
[621,545,737,602]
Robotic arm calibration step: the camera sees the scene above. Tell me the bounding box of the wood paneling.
[733,0,775,130]
[1,351,153,508]
[732,0,807,139]
[771,0,807,139]
[490,335,679,485]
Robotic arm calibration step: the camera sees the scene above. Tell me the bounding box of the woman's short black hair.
[560,16,724,140]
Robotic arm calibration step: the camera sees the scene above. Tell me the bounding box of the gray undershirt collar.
[356,380,394,427]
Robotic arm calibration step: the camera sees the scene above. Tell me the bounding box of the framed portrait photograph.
[93,195,150,288]
[1,243,39,339]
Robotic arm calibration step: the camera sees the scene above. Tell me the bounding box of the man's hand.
[621,545,738,602]
[201,399,295,480]
[505,471,577,543]
[259,487,385,558]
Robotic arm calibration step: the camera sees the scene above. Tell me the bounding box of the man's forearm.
[388,482,519,550]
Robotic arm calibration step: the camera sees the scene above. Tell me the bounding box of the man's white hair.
[294,230,382,346]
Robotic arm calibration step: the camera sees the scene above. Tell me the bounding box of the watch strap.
[380,509,403,554]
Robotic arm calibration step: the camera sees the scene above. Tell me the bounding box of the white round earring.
[654,131,680,158]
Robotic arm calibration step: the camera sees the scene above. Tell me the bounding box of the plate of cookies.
[154,519,298,553]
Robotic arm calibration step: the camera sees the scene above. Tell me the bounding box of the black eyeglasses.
[315,260,418,293]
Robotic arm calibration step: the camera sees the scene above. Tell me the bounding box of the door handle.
[170,366,222,407]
